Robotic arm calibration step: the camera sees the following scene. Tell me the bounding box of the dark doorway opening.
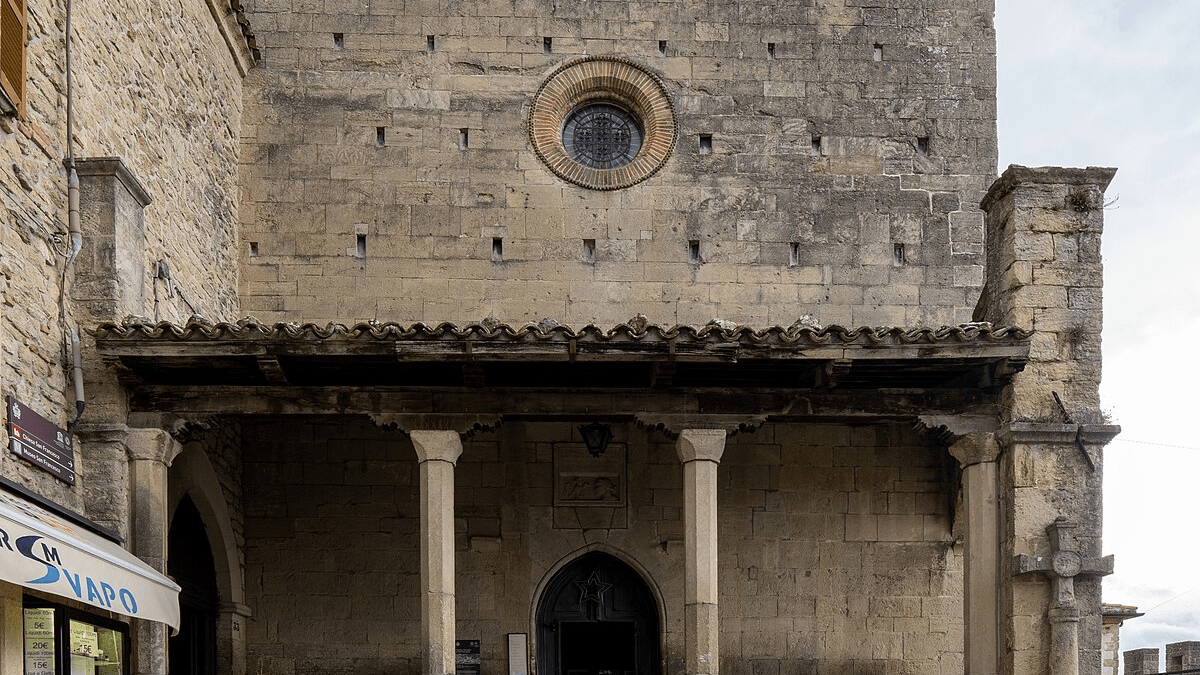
[168,496,218,675]
[537,553,659,675]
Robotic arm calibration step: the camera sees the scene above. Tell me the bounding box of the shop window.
[23,598,130,675]
[0,0,26,115]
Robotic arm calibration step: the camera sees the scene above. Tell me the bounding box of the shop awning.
[0,490,180,629]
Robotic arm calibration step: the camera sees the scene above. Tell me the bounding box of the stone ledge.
[981,165,1118,212]
[66,157,152,207]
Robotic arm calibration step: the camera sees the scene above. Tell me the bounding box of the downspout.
[64,0,84,423]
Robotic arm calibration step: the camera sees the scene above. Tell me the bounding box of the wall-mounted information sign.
[507,634,528,675]
[456,640,481,675]
[7,397,75,485]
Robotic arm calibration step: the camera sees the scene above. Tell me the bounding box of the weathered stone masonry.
[238,0,997,329]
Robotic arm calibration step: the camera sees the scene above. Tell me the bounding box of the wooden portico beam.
[118,386,1002,421]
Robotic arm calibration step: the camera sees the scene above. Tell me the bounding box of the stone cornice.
[998,422,1121,446]
[205,0,259,77]
[94,316,1032,352]
[68,157,152,207]
[981,165,1118,212]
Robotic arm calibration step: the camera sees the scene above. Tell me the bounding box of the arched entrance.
[168,495,218,675]
[536,552,660,675]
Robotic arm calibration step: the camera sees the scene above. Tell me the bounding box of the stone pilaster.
[676,429,726,675]
[75,424,134,540]
[70,157,152,323]
[1,583,22,675]
[124,427,182,675]
[999,424,1118,675]
[949,433,1001,675]
[410,430,464,675]
[978,166,1120,675]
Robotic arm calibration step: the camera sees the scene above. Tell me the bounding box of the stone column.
[124,428,182,675]
[949,433,1001,675]
[411,430,464,675]
[676,429,726,675]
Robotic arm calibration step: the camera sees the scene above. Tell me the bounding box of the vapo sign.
[0,491,180,629]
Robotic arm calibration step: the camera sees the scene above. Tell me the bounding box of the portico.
[93,316,1037,675]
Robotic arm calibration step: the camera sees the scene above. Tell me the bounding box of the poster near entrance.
[507,633,528,675]
[456,640,481,675]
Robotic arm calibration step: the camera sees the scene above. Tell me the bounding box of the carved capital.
[74,423,182,465]
[676,429,726,464]
[125,428,183,466]
[74,423,131,445]
[127,412,216,443]
[948,432,1000,467]
[409,430,464,465]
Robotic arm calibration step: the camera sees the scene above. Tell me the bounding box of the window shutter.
[0,0,26,114]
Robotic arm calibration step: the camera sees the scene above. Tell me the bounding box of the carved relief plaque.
[553,444,626,507]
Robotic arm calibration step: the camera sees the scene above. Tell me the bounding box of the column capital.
[676,429,726,464]
[76,424,182,466]
[410,430,464,465]
[949,433,1000,467]
[125,428,183,466]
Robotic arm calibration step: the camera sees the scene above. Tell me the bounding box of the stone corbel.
[916,414,1000,443]
[634,414,761,439]
[127,412,216,443]
[369,413,501,438]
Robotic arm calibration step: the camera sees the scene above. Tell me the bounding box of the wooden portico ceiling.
[93,317,1031,424]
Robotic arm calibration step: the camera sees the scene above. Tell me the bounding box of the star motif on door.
[576,572,613,605]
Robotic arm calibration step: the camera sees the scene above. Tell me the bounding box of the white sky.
[996,0,1200,658]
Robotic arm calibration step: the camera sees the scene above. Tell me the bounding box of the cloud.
[999,0,1200,654]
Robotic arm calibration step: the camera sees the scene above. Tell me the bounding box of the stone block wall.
[0,0,249,503]
[238,0,997,329]
[1124,647,1159,675]
[717,423,961,675]
[1125,642,1200,675]
[240,418,960,675]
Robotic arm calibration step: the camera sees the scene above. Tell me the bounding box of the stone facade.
[1,0,252,496]
[238,0,996,328]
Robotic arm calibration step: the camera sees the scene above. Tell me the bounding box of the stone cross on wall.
[1015,517,1114,675]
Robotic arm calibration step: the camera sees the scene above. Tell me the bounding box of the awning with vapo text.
[0,490,180,629]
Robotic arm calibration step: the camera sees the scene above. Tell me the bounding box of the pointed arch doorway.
[536,552,661,675]
[168,495,218,675]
